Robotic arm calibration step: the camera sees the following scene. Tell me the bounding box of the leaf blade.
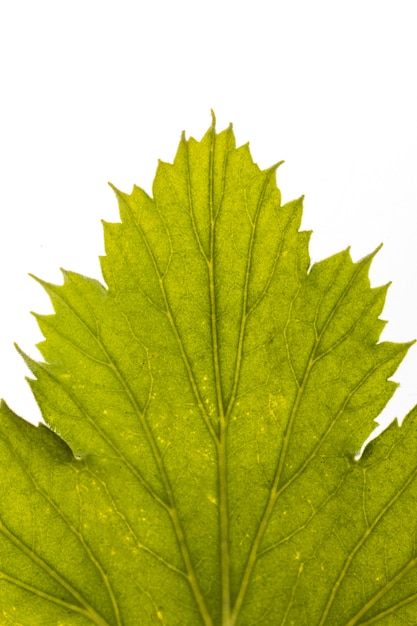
[1,118,416,625]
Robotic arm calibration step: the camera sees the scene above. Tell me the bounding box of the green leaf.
[1,115,416,625]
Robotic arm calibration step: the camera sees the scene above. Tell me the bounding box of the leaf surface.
[1,117,416,625]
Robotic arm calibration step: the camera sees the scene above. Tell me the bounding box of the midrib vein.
[217,162,283,626]
[204,123,231,625]
[183,122,236,625]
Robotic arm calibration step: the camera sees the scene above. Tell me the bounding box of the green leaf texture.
[1,117,416,625]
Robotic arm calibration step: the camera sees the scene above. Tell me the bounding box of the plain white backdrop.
[0,1,416,446]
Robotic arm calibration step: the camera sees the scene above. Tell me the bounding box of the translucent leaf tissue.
[1,116,416,625]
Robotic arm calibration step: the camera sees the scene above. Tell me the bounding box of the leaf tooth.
[107,180,121,196]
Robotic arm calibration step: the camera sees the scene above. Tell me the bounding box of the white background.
[0,1,416,446]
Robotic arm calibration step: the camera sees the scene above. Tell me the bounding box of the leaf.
[0,115,416,625]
